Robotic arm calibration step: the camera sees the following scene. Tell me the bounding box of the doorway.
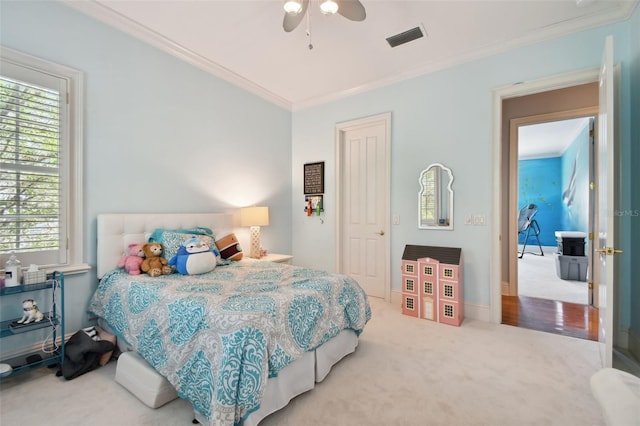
[495,78,600,340]
[515,116,594,306]
[335,112,391,301]
[506,113,599,341]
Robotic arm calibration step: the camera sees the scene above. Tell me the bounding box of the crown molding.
[291,1,637,110]
[61,0,637,112]
[61,0,292,111]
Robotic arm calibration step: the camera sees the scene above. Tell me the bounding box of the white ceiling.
[518,117,592,159]
[64,0,636,110]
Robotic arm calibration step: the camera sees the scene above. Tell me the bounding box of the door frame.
[490,68,599,323]
[334,112,392,302]
[508,108,598,299]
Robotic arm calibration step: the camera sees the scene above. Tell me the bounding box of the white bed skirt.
[98,273,360,424]
[104,318,360,426]
[315,328,359,383]
[194,329,359,425]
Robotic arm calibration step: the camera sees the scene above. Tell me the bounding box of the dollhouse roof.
[402,245,462,265]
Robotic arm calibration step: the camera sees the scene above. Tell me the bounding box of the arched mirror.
[418,163,454,230]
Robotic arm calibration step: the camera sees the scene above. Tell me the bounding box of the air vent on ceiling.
[386,24,426,48]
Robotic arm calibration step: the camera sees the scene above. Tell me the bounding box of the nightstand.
[256,253,293,264]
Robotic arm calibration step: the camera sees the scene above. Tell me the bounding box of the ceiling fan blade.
[283,0,310,32]
[336,0,366,21]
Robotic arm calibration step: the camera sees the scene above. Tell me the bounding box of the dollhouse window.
[443,268,454,278]
[405,279,415,292]
[405,297,415,310]
[443,284,454,298]
[405,264,414,273]
[444,304,454,318]
[423,281,434,295]
[423,266,433,276]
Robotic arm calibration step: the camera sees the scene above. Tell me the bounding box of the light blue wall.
[517,157,563,247]
[1,1,637,349]
[0,1,292,344]
[290,13,636,315]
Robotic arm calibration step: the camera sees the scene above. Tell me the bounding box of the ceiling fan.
[282,0,366,33]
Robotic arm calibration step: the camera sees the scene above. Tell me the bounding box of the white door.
[336,113,391,299]
[588,117,596,307]
[596,35,619,368]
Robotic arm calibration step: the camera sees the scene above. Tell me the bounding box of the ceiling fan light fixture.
[319,0,339,15]
[283,0,303,15]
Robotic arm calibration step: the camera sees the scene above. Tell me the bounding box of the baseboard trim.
[464,302,492,322]
[618,326,629,348]
[629,328,640,362]
[0,332,72,360]
[390,290,401,310]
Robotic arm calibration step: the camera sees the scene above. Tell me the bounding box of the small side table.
[256,253,293,264]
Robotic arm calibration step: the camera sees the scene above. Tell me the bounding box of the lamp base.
[249,226,262,258]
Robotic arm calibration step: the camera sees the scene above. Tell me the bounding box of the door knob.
[375,230,385,236]
[595,247,623,255]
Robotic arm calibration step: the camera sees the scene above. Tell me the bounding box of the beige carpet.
[518,246,588,305]
[0,298,605,426]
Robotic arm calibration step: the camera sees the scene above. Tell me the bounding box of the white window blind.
[1,58,69,267]
[420,168,440,226]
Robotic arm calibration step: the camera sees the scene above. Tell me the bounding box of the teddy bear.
[140,242,172,277]
[117,243,145,275]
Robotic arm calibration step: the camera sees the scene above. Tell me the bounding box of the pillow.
[148,227,215,261]
[95,326,116,366]
[215,232,243,261]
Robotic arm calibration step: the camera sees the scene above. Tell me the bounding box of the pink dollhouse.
[401,245,464,326]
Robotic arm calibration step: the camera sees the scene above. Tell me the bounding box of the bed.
[91,213,371,426]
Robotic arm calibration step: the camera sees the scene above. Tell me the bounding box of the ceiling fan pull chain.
[306,8,313,50]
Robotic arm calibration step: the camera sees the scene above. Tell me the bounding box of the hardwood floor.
[502,295,599,341]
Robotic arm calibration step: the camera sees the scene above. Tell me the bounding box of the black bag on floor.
[57,330,114,380]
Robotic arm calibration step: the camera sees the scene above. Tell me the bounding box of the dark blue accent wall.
[519,122,590,247]
[518,157,563,246]
[561,125,590,233]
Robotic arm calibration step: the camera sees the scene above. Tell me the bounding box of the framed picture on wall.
[304,162,324,194]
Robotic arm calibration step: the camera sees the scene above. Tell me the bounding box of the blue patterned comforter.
[89,260,371,425]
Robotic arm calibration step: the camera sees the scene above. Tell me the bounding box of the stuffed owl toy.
[169,237,220,275]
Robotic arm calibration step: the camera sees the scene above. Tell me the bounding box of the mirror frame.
[418,163,454,230]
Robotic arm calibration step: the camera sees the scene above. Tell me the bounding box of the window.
[419,167,439,226]
[1,48,84,271]
[443,304,454,318]
[405,278,414,292]
[443,283,454,298]
[405,297,415,311]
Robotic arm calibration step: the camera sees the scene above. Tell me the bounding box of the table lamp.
[240,206,269,258]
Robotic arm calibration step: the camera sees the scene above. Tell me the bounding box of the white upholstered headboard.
[96,213,234,279]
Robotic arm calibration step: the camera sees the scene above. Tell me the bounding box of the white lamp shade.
[241,206,269,258]
[240,206,270,227]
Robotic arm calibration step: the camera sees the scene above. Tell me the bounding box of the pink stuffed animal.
[118,243,145,275]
